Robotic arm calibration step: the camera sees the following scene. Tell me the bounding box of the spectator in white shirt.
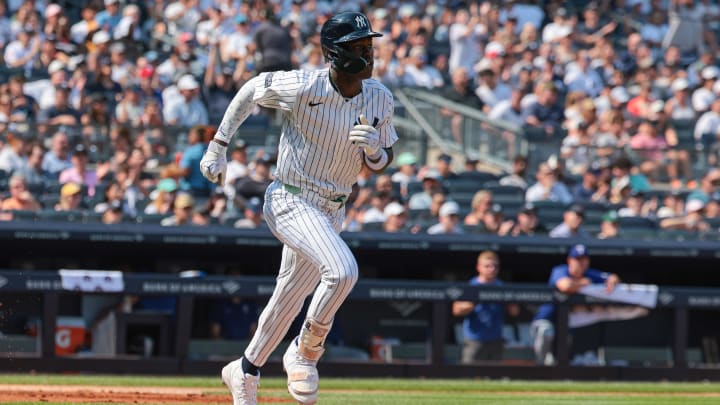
[542,8,572,44]
[641,10,669,50]
[0,2,12,49]
[448,8,483,74]
[427,201,464,235]
[70,5,99,45]
[3,25,40,69]
[564,51,604,98]
[492,82,526,122]
[695,99,720,160]
[692,66,719,113]
[221,14,252,64]
[163,75,208,127]
[113,3,142,41]
[475,63,512,112]
[525,162,574,204]
[401,46,445,89]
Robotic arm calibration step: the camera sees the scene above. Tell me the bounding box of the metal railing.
[394,88,529,172]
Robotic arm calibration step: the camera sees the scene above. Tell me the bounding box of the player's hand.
[349,114,381,156]
[605,274,620,293]
[200,141,227,187]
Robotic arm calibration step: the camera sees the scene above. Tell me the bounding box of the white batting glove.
[200,141,227,187]
[349,114,381,157]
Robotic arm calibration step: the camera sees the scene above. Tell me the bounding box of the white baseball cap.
[45,3,62,18]
[439,201,460,217]
[702,66,720,80]
[610,86,630,103]
[177,74,199,90]
[686,199,706,213]
[48,60,65,74]
[383,202,406,217]
[165,2,184,20]
[649,100,665,113]
[92,30,111,45]
[671,78,690,92]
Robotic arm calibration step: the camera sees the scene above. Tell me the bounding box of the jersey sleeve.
[548,266,569,288]
[377,91,398,149]
[252,70,303,112]
[585,268,610,284]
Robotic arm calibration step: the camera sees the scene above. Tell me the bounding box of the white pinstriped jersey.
[252,68,398,197]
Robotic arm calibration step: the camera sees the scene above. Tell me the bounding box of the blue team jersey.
[463,278,505,342]
[533,264,608,323]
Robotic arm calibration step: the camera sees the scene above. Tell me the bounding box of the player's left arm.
[364,147,394,174]
[356,90,398,173]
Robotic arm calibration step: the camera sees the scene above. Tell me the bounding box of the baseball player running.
[200,11,397,405]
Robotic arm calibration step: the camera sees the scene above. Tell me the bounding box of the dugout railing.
[1,270,720,381]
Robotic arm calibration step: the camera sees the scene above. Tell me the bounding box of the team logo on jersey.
[355,116,379,127]
[355,15,367,28]
[264,72,274,88]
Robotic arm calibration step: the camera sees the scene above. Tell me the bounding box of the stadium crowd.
[0,0,720,240]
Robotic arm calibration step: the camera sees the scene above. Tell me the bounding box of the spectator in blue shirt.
[41,131,72,177]
[530,244,620,365]
[452,251,519,363]
[96,0,122,33]
[167,125,213,196]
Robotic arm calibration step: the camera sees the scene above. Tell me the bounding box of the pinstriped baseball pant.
[244,180,358,366]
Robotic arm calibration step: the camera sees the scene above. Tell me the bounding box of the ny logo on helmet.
[355,15,367,28]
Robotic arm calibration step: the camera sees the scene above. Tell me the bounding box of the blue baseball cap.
[568,244,589,258]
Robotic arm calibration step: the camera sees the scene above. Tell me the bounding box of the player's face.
[567,256,589,277]
[344,37,374,79]
[477,259,499,280]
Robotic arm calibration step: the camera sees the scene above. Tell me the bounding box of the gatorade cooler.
[55,317,87,356]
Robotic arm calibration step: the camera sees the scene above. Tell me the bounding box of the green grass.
[1,374,718,404]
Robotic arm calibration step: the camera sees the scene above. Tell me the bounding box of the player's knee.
[323,259,358,289]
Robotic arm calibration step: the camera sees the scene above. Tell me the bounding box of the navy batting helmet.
[321,11,382,74]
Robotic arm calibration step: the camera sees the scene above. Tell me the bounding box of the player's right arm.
[452,301,475,317]
[200,71,303,185]
[555,276,591,294]
[199,76,260,185]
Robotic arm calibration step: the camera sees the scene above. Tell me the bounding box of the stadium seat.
[484,184,525,205]
[221,214,243,227]
[656,229,701,241]
[361,222,384,232]
[582,207,609,226]
[37,210,85,222]
[83,212,104,223]
[8,210,37,221]
[26,182,45,195]
[448,192,475,208]
[618,216,657,229]
[455,170,500,183]
[407,181,423,196]
[532,201,568,226]
[135,214,169,224]
[444,178,485,194]
[619,228,656,240]
[39,194,60,209]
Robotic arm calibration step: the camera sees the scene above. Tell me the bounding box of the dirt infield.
[0,384,293,404]
[3,383,720,403]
